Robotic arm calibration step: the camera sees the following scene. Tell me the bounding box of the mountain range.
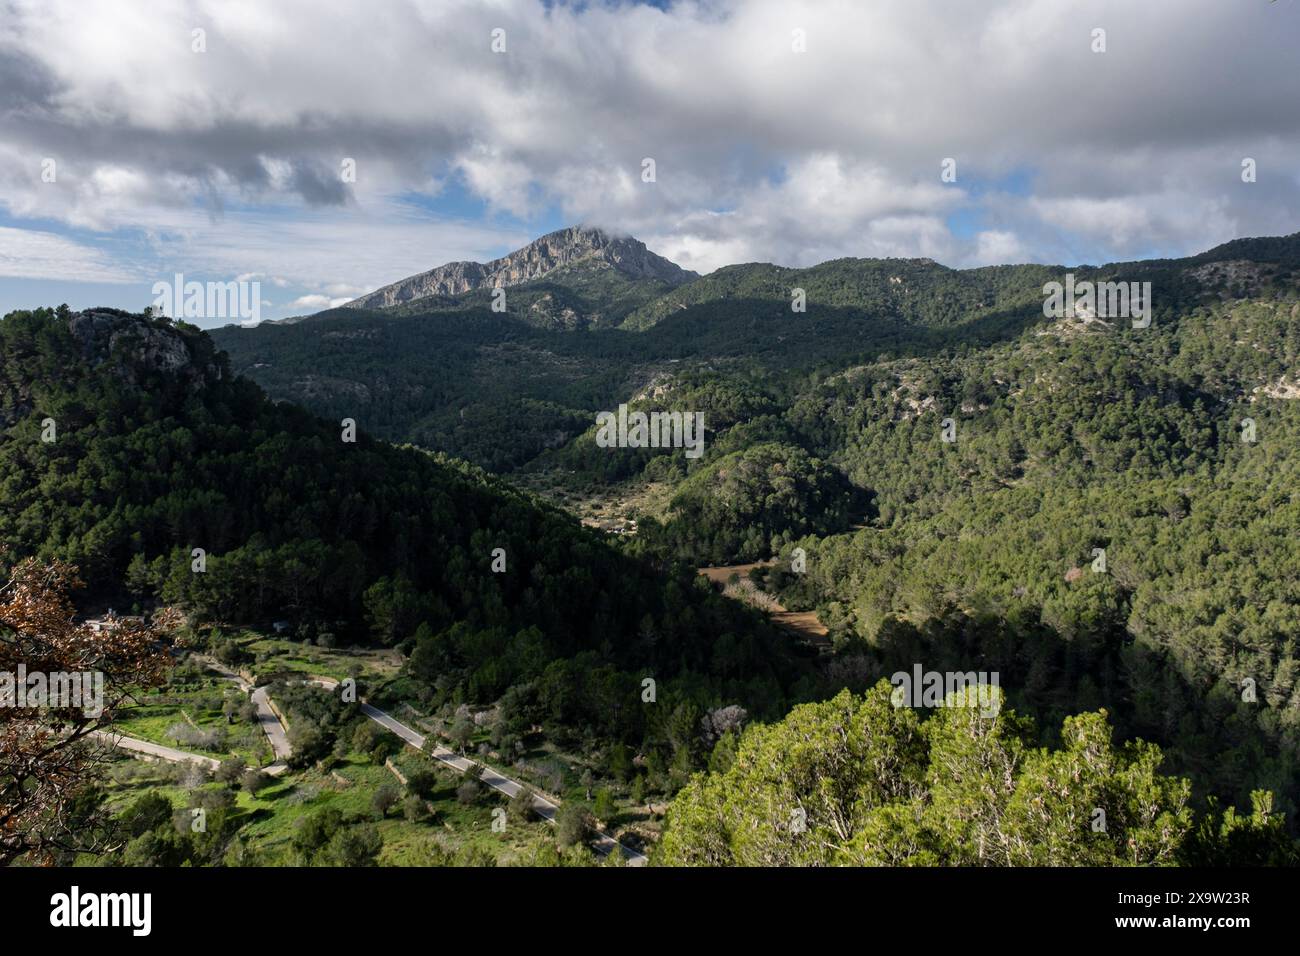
[7,225,1300,864]
[212,228,1300,470]
[203,226,1300,821]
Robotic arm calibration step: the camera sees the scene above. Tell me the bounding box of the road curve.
[197,656,290,774]
[95,674,648,864]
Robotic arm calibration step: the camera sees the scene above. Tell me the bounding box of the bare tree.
[0,559,172,864]
[700,704,748,745]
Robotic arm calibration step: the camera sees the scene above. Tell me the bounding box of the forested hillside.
[757,293,1300,813]
[0,307,811,767]
[212,234,1296,474]
[211,233,1300,826]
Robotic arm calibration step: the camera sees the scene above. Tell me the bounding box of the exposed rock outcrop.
[348,226,697,309]
[66,308,223,392]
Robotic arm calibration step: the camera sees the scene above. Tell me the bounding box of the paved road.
[151,658,646,863]
[99,665,647,864]
[249,686,292,762]
[311,678,647,866]
[198,656,290,775]
[92,730,221,769]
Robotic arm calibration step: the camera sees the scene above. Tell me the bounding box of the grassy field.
[98,758,275,818]
[240,631,663,851]
[242,752,557,866]
[231,629,403,684]
[91,741,561,866]
[112,671,272,766]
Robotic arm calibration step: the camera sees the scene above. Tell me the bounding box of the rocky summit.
[68,308,224,391]
[347,226,698,310]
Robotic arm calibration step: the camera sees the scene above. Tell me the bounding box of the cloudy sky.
[1,0,1297,326]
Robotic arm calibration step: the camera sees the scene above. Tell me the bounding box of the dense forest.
[658,681,1297,866]
[211,233,1300,834]
[8,231,1300,865]
[0,307,813,783]
[756,293,1300,815]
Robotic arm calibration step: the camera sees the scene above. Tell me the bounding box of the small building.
[84,611,144,633]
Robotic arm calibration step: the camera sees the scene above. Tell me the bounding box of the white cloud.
[150,205,530,293]
[1027,193,1238,257]
[237,272,292,288]
[287,293,350,311]
[0,226,136,282]
[975,230,1028,265]
[0,0,1296,280]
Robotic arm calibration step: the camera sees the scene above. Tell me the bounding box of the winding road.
[102,661,648,865]
[197,657,292,774]
[308,678,647,866]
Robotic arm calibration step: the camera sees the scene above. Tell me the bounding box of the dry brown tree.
[0,558,172,864]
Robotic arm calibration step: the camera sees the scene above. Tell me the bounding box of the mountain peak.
[347,225,697,310]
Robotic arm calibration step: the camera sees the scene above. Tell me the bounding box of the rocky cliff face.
[67,308,223,391]
[348,226,697,309]
[2,308,224,429]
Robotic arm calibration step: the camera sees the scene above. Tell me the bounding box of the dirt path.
[92,730,221,769]
[699,562,830,647]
